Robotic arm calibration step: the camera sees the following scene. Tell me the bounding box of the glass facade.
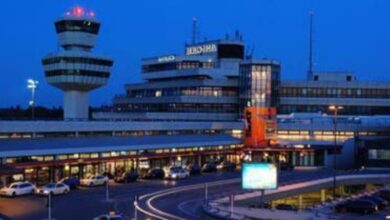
[142,60,214,73]
[239,62,280,110]
[279,105,390,115]
[125,86,237,98]
[42,57,113,66]
[115,103,238,113]
[368,149,390,160]
[280,87,390,99]
[45,69,110,78]
[55,20,100,34]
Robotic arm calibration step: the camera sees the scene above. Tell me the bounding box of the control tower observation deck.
[42,7,114,120]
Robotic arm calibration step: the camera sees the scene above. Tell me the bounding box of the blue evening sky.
[1,0,389,107]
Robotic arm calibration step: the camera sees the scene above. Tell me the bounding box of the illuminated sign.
[242,163,278,190]
[157,55,175,63]
[186,44,217,55]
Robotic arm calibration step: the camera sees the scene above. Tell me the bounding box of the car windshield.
[10,184,18,189]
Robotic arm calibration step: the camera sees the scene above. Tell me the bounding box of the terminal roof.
[0,134,241,157]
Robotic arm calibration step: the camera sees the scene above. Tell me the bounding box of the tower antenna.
[192,17,198,44]
[308,10,314,80]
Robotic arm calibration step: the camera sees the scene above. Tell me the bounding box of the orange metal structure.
[244,107,277,147]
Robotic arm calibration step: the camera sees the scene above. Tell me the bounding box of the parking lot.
[0,170,241,220]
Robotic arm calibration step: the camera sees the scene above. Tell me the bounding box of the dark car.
[360,195,388,209]
[114,172,139,183]
[275,204,297,211]
[186,164,201,175]
[249,202,271,209]
[142,168,165,179]
[280,162,294,171]
[217,161,236,171]
[202,162,217,173]
[374,189,390,202]
[58,176,80,190]
[335,199,378,214]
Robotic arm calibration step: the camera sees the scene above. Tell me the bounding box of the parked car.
[93,212,122,220]
[374,189,390,202]
[36,183,70,195]
[0,182,35,197]
[102,172,114,180]
[80,175,108,186]
[186,164,201,175]
[58,176,80,189]
[201,162,217,173]
[280,162,294,171]
[165,167,189,179]
[335,199,378,214]
[142,168,165,179]
[114,172,139,183]
[275,204,297,211]
[217,161,236,171]
[249,202,271,209]
[360,195,388,209]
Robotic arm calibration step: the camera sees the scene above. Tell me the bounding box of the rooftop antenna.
[308,10,314,80]
[192,17,198,44]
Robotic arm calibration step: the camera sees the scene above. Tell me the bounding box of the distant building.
[279,72,390,115]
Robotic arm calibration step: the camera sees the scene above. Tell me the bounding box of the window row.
[55,20,100,34]
[115,103,238,113]
[126,87,238,98]
[142,61,214,73]
[43,57,113,66]
[279,105,390,115]
[280,87,390,98]
[45,69,110,78]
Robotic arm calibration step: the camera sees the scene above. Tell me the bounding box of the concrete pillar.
[64,91,89,120]
[198,154,202,165]
[298,195,303,210]
[320,189,326,202]
[338,185,345,196]
[366,184,376,191]
[271,201,276,210]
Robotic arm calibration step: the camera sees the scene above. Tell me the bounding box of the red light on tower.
[72,6,84,17]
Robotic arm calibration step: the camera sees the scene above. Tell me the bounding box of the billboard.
[242,163,278,190]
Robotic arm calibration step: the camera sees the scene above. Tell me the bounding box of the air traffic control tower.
[42,7,113,120]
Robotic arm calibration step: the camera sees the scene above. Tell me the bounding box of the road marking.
[177,199,203,218]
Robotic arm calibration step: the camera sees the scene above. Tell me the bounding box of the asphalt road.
[0,171,241,220]
[143,169,337,220]
[1,169,388,220]
[141,169,390,220]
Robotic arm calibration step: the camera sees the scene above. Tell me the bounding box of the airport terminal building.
[0,8,389,185]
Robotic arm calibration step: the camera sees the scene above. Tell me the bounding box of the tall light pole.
[328,105,343,199]
[27,79,39,120]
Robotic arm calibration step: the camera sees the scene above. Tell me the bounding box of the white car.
[165,167,190,179]
[36,183,70,195]
[93,212,122,220]
[0,182,35,197]
[80,175,108,186]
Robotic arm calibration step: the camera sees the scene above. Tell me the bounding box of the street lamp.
[27,79,39,120]
[328,105,343,199]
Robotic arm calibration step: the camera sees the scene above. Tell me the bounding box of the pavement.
[137,169,337,220]
[0,171,240,220]
[1,169,389,220]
